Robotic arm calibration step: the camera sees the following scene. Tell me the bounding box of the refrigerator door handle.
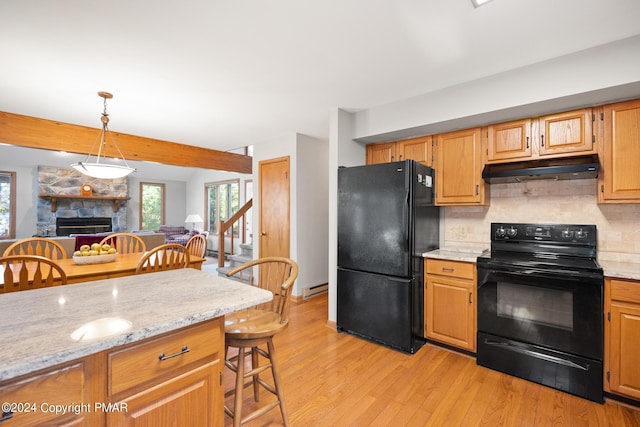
[403,190,410,252]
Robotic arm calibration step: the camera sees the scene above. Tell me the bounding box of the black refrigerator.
[337,160,439,353]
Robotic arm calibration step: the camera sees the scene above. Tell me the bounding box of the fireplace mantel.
[39,194,130,213]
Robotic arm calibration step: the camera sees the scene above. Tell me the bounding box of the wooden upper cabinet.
[435,128,486,205]
[484,109,595,164]
[485,119,533,162]
[538,109,595,156]
[366,136,432,166]
[598,99,640,203]
[366,142,396,165]
[397,136,433,166]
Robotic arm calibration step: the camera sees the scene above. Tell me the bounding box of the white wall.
[352,35,640,143]
[253,132,330,297]
[296,134,329,294]
[328,108,366,323]
[128,177,188,230]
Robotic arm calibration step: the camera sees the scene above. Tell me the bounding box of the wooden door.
[435,128,485,205]
[366,142,396,164]
[537,109,595,156]
[397,136,432,166]
[485,119,532,162]
[258,156,290,258]
[599,99,640,203]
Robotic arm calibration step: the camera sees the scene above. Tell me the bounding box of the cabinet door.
[366,142,396,164]
[435,128,486,205]
[397,136,432,166]
[425,275,476,351]
[107,361,222,427]
[538,109,595,156]
[485,119,533,163]
[609,301,640,400]
[0,357,103,426]
[599,99,640,203]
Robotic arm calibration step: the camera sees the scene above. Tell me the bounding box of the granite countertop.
[599,260,640,281]
[423,248,487,263]
[0,268,272,382]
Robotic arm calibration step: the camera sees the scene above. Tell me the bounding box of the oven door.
[477,263,603,360]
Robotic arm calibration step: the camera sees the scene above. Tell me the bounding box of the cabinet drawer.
[426,259,475,280]
[109,318,223,396]
[610,278,640,304]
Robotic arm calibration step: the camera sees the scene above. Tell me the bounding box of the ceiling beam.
[0,111,252,174]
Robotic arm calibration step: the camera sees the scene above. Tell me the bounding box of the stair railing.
[217,199,252,268]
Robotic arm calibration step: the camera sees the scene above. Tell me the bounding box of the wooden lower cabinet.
[424,259,477,352]
[0,318,224,427]
[0,357,103,426]
[108,361,221,426]
[605,278,640,400]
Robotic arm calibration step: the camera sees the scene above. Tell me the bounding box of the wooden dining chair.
[99,233,146,254]
[3,237,67,260]
[185,233,207,258]
[223,257,298,427]
[135,243,190,274]
[0,255,67,293]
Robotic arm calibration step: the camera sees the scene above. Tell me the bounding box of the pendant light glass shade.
[71,92,136,179]
[71,162,136,179]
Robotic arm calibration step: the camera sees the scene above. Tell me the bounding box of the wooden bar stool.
[224,257,298,427]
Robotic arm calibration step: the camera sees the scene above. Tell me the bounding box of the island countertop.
[0,268,272,382]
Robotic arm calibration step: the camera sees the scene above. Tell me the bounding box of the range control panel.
[491,223,597,246]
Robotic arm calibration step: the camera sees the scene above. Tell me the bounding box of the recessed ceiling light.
[471,0,494,7]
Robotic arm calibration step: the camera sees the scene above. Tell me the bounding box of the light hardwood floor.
[224,294,640,426]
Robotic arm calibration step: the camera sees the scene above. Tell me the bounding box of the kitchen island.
[0,268,272,426]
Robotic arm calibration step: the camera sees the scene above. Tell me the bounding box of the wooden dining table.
[55,251,206,284]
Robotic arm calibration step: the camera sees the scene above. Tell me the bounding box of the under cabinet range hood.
[482,155,600,184]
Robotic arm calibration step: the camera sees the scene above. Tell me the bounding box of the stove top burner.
[480,222,601,274]
[477,249,602,273]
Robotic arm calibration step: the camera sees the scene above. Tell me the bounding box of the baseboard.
[302,283,328,300]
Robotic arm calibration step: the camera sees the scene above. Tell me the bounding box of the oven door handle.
[483,338,590,371]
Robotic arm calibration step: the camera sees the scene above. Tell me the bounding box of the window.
[0,172,16,239]
[140,182,165,230]
[206,180,239,235]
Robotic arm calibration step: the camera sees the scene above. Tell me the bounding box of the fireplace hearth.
[56,217,112,236]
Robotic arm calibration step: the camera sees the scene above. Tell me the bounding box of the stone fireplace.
[37,166,128,236]
[55,217,113,236]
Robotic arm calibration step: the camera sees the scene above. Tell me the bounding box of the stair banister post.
[218,220,225,268]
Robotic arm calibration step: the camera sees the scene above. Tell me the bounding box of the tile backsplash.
[443,178,640,263]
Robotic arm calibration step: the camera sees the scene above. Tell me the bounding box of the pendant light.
[71,91,136,179]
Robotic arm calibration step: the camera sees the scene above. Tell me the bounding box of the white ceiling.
[1,0,640,153]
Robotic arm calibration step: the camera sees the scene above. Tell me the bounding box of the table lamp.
[185,214,203,231]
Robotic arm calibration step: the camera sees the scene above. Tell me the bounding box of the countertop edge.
[423,248,486,263]
[0,269,272,382]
